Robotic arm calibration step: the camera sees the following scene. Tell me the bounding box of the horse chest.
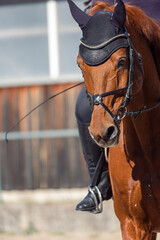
[109,145,160,231]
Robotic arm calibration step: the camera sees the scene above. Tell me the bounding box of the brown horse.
[68,0,160,239]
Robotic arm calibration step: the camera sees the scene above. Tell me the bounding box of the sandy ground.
[0,189,122,240]
[0,189,160,240]
[0,232,160,240]
[0,232,122,240]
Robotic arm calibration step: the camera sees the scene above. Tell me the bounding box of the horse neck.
[123,26,160,163]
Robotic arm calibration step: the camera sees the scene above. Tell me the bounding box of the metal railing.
[0,128,80,201]
[0,129,79,141]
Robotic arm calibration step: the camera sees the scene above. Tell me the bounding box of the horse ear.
[67,0,91,29]
[111,0,126,28]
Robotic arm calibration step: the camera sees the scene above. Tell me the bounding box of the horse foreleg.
[121,218,154,240]
[151,232,157,240]
[121,218,136,240]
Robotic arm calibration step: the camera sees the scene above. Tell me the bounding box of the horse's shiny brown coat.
[77,2,160,239]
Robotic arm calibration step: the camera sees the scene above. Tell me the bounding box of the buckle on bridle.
[93,94,102,105]
[87,93,103,110]
[115,106,128,122]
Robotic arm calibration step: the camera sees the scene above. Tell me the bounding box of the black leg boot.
[76,120,112,214]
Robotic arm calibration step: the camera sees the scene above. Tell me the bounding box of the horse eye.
[116,57,126,69]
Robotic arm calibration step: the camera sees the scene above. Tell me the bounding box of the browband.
[80,32,130,49]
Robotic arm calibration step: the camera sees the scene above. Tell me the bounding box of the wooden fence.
[0,82,89,190]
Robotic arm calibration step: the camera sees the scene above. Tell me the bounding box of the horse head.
[68,0,143,148]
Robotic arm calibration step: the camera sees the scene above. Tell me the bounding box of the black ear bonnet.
[67,0,129,66]
[79,11,128,66]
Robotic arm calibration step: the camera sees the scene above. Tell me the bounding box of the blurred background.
[0,0,122,239]
[0,1,159,240]
[0,0,87,191]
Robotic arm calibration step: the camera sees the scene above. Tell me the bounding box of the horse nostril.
[105,126,116,140]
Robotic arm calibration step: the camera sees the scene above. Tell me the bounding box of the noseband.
[86,28,144,126]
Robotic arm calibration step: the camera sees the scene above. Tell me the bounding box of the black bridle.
[86,28,144,126]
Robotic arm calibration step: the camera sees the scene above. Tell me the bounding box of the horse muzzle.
[89,124,120,148]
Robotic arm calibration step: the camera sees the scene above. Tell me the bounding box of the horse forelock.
[87,1,113,15]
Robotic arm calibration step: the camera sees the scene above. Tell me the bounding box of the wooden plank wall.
[0,83,89,190]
